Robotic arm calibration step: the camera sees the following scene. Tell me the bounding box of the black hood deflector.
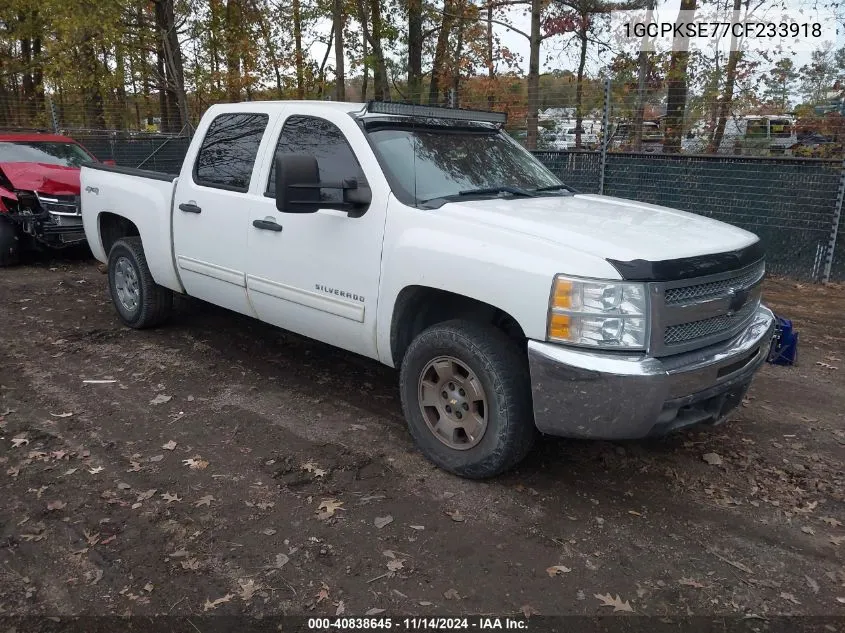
[607,240,765,282]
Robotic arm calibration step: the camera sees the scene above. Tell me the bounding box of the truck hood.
[0,162,81,196]
[437,194,758,263]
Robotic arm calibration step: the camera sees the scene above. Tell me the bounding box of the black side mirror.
[276,154,320,213]
[275,153,372,216]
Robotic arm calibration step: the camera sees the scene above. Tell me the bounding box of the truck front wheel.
[399,320,537,478]
[107,237,172,329]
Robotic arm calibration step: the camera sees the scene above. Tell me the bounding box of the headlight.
[547,276,649,349]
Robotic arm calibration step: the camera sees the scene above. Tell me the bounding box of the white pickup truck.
[80,100,775,478]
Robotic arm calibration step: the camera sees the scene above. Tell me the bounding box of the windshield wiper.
[457,185,535,197]
[532,183,575,192]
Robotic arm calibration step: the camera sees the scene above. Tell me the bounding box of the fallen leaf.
[84,530,100,546]
[802,526,816,535]
[335,601,345,616]
[169,549,190,558]
[88,466,104,475]
[194,495,214,508]
[821,517,842,527]
[780,592,801,605]
[387,559,405,572]
[446,510,465,522]
[181,559,201,570]
[679,578,705,588]
[136,489,157,502]
[238,579,260,602]
[443,588,461,600]
[162,440,177,451]
[46,500,66,511]
[409,525,425,531]
[831,536,845,546]
[203,594,233,611]
[126,461,141,472]
[594,593,634,613]
[374,515,394,529]
[149,454,165,463]
[805,576,820,594]
[144,583,154,592]
[11,437,29,448]
[419,601,433,606]
[520,605,539,618]
[702,453,723,466]
[85,568,103,585]
[316,583,330,604]
[150,394,172,406]
[182,457,208,470]
[365,608,386,616]
[546,565,572,577]
[63,468,78,476]
[262,528,276,536]
[117,482,131,490]
[275,553,289,568]
[837,598,845,605]
[161,493,181,504]
[257,502,274,510]
[313,468,327,478]
[317,499,344,520]
[50,412,74,418]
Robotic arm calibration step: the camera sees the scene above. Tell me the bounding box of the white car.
[80,100,775,478]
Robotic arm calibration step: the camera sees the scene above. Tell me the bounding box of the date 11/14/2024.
[307,618,529,630]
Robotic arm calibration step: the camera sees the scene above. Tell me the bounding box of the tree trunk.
[83,41,106,129]
[155,0,188,130]
[574,15,588,149]
[428,0,455,105]
[663,0,697,153]
[361,17,369,101]
[632,0,655,151]
[368,0,390,99]
[115,44,128,129]
[293,0,305,98]
[408,0,423,103]
[526,0,541,150]
[317,26,335,98]
[333,0,346,100]
[451,0,466,107]
[486,3,494,109]
[225,0,242,102]
[254,1,283,98]
[707,0,743,153]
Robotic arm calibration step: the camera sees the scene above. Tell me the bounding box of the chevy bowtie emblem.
[727,287,750,314]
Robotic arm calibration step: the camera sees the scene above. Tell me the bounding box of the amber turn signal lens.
[552,279,574,309]
[548,313,571,340]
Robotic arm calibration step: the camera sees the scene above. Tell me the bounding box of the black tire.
[399,320,537,478]
[0,217,20,267]
[107,237,172,329]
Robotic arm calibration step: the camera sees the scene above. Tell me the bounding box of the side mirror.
[276,154,320,213]
[275,153,372,216]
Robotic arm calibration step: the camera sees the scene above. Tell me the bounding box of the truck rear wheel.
[0,217,20,267]
[107,237,172,329]
[399,320,537,478]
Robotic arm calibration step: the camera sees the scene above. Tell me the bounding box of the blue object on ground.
[767,316,799,366]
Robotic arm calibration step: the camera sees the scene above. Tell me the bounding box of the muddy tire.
[0,217,20,267]
[107,237,172,329]
[399,320,537,478]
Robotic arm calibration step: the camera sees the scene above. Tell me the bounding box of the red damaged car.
[0,133,110,266]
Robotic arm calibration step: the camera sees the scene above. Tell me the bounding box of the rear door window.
[194,113,269,192]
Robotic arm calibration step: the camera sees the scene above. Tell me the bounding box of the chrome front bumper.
[527,305,776,439]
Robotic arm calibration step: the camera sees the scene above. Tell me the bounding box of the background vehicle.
[548,124,599,150]
[0,133,110,266]
[609,121,663,152]
[682,115,798,155]
[80,101,775,479]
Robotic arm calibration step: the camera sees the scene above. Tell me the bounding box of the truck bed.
[83,161,178,182]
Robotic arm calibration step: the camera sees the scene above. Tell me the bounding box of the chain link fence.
[1,86,842,281]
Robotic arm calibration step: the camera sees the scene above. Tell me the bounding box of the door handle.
[178,202,202,214]
[252,219,283,232]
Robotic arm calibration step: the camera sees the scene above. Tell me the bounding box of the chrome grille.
[650,258,765,357]
[664,299,757,345]
[665,261,765,305]
[36,193,80,216]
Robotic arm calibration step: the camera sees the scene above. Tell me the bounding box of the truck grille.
[664,299,758,345]
[665,261,765,305]
[35,193,80,216]
[650,259,765,356]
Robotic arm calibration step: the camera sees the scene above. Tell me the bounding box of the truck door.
[244,112,388,360]
[172,111,270,317]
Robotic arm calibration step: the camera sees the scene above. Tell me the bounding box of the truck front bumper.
[527,305,776,439]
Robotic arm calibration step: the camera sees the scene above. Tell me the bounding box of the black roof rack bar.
[365,101,507,125]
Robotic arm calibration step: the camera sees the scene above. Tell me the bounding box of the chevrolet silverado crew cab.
[80,101,775,478]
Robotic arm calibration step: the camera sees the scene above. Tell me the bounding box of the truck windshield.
[365,126,565,206]
[0,141,93,167]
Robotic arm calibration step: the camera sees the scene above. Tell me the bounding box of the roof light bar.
[365,101,507,125]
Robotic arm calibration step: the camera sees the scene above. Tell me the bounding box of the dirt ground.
[1,256,844,619]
